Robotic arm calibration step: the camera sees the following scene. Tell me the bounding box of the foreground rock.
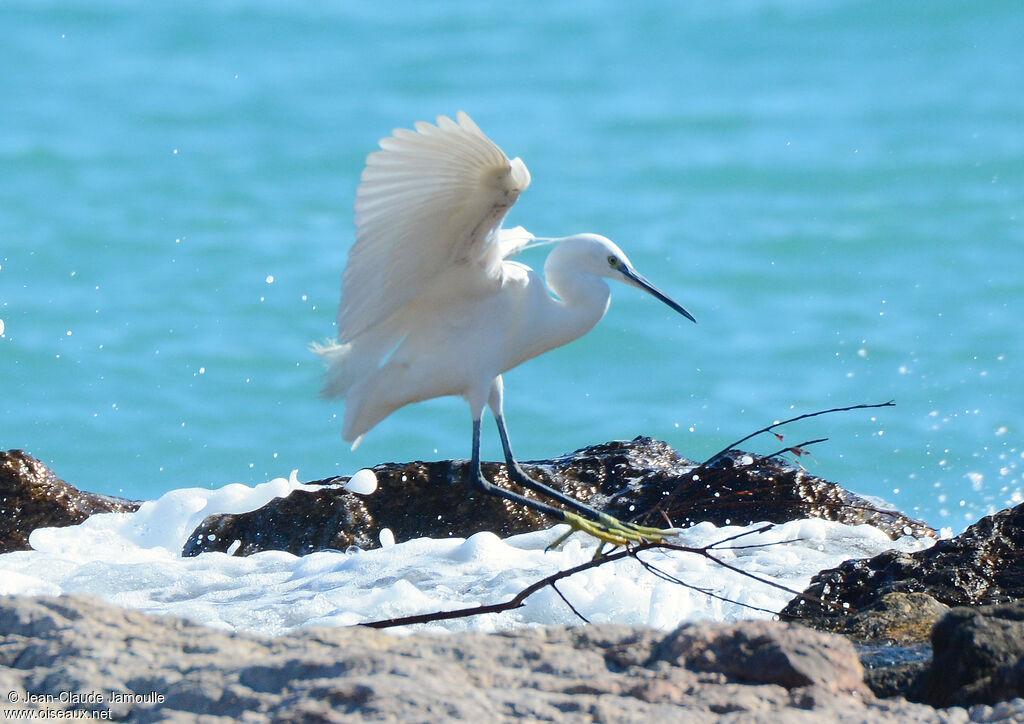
[0,450,139,554]
[781,503,1024,642]
[0,594,1004,723]
[916,602,1024,708]
[183,438,933,557]
[855,603,1024,709]
[779,504,1024,707]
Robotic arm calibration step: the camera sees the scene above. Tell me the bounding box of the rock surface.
[18,443,1024,714]
[845,592,952,644]
[916,602,1024,708]
[779,505,1024,708]
[860,644,932,701]
[781,503,1024,642]
[184,438,934,558]
[0,449,139,554]
[0,594,1008,723]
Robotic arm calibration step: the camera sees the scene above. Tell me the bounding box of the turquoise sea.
[2,1,1022,531]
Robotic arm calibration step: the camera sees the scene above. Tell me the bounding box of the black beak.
[620,266,696,324]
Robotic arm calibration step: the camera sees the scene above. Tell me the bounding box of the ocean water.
[2,0,1023,533]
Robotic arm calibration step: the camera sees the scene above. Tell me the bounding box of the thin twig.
[716,538,804,551]
[630,554,713,593]
[642,541,838,613]
[551,582,590,624]
[706,523,775,548]
[763,437,830,460]
[632,553,781,617]
[686,546,811,601]
[640,401,896,527]
[703,400,895,465]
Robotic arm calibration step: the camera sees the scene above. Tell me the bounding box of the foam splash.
[345,468,378,495]
[0,472,933,636]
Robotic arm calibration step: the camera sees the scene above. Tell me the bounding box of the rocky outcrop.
[777,504,1024,708]
[0,449,139,554]
[781,503,1024,641]
[0,439,933,560]
[855,603,1024,709]
[635,447,934,539]
[843,592,952,643]
[916,602,1024,708]
[1,594,1008,723]
[7,447,1024,714]
[183,438,934,557]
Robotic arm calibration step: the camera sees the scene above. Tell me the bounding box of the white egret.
[315,112,695,544]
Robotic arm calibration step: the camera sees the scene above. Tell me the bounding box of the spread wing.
[336,111,532,343]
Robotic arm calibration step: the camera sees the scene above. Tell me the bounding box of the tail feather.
[312,325,404,444]
[310,340,363,399]
[312,317,402,400]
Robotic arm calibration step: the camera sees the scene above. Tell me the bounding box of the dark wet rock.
[184,459,553,557]
[843,592,951,644]
[859,642,932,700]
[183,485,376,557]
[783,506,1024,706]
[915,602,1024,708]
[184,437,934,557]
[1,594,985,723]
[0,449,139,554]
[780,504,1024,640]
[865,660,931,700]
[638,448,934,540]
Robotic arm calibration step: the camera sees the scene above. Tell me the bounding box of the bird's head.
[549,233,697,323]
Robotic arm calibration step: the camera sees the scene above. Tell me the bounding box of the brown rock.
[0,594,977,722]
[843,592,951,644]
[0,450,139,553]
[781,503,1024,641]
[184,438,934,558]
[654,620,870,695]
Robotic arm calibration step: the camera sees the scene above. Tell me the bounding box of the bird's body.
[317,112,694,544]
[329,238,616,443]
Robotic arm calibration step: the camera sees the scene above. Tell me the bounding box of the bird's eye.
[607,255,619,267]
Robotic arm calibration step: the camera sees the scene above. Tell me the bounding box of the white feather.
[335,111,531,345]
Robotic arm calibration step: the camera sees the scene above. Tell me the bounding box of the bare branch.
[358,546,635,629]
[763,437,829,461]
[716,538,805,551]
[637,401,898,530]
[358,403,894,630]
[358,531,842,630]
[703,400,895,465]
[677,544,813,602]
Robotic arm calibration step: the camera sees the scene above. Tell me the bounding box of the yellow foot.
[548,511,669,550]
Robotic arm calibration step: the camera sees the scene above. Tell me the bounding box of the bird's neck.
[539,263,611,349]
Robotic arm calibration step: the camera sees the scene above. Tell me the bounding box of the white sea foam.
[0,472,933,636]
[345,468,378,495]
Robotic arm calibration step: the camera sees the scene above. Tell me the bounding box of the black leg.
[490,412,669,545]
[494,412,616,521]
[468,381,668,547]
[467,418,567,521]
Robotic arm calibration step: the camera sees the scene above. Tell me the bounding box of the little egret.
[315,112,695,545]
